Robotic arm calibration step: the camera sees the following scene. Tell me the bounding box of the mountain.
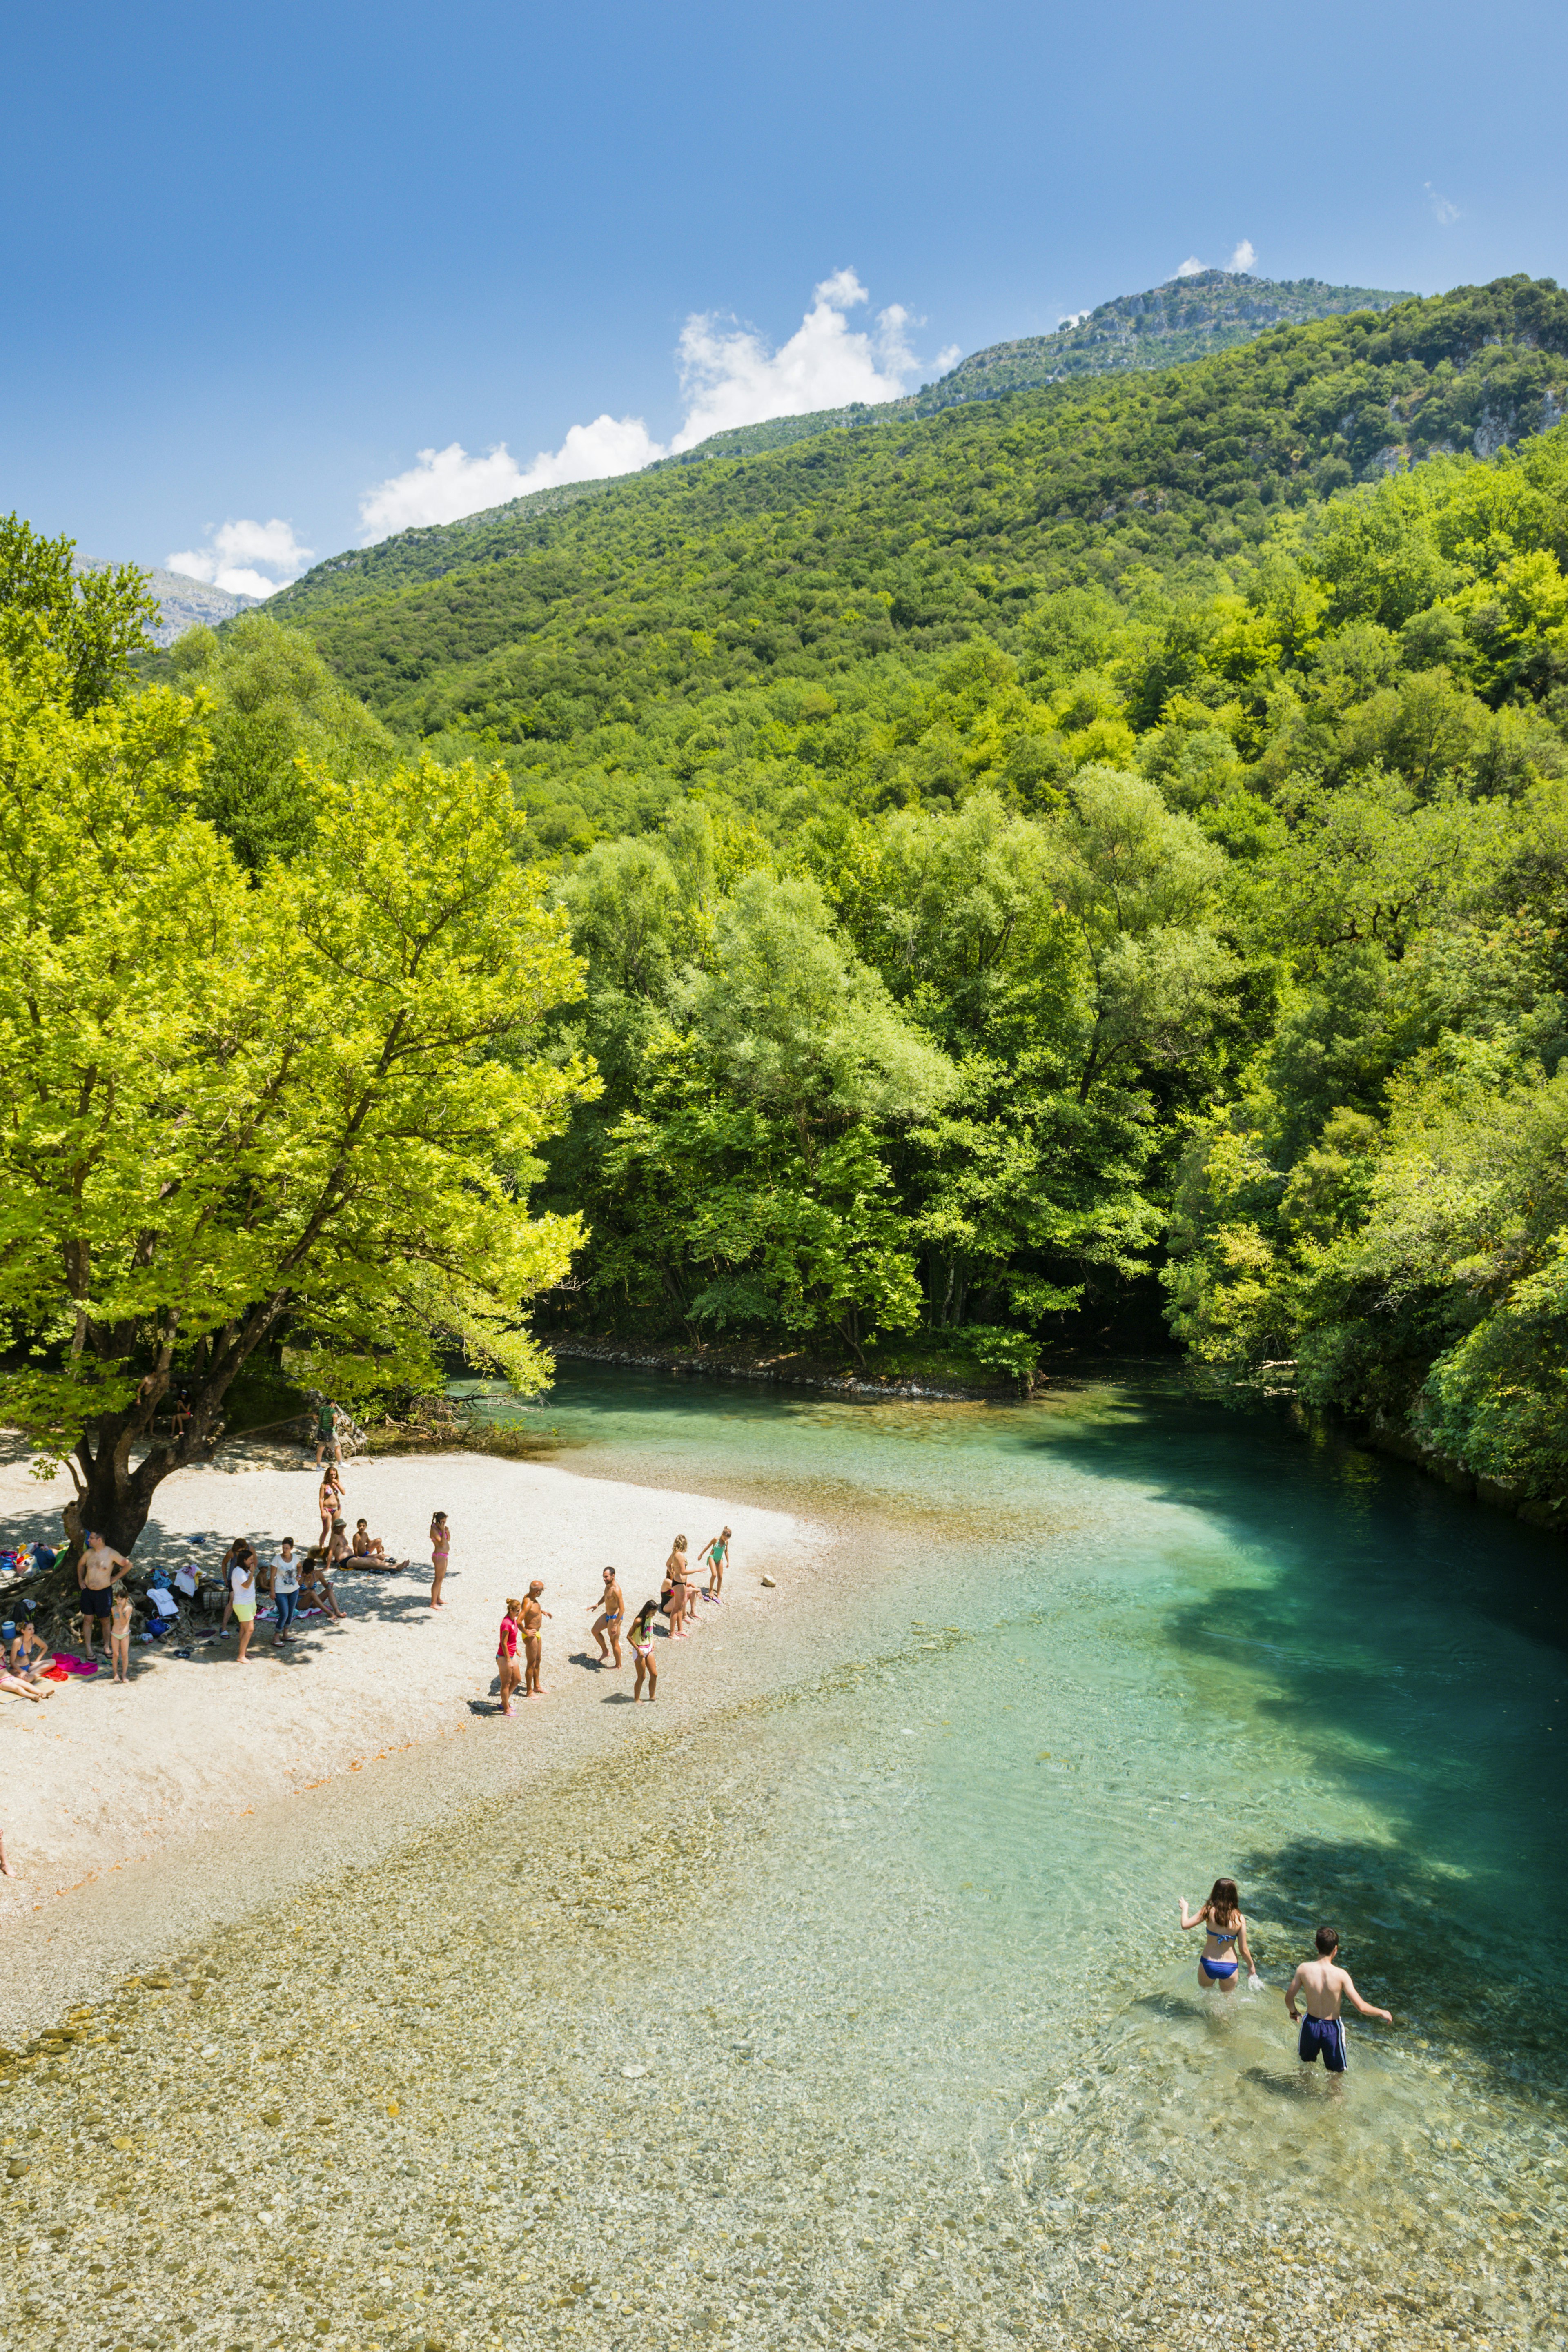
[256,275,1568,782]
[140,567,260,646]
[257,270,1414,622]
[918,267,1411,408]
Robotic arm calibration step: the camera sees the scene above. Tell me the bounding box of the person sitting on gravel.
[350,1518,407,1570]
[5,1619,53,1680]
[299,1552,345,1623]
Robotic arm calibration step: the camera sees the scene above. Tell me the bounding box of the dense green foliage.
[0,530,587,1555]
[124,274,1568,1508]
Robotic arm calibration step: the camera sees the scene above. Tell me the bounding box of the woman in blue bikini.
[1180,1878,1261,1993]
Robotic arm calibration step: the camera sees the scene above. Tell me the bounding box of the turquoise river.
[2,1363,1565,2352]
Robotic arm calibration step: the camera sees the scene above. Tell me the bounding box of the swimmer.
[1286,1927,1392,2075]
[590,1567,624,1666]
[521,1580,551,1697]
[497,1598,523,1716]
[1180,1878,1261,1992]
[628,1600,659,1701]
[699,1526,731,1603]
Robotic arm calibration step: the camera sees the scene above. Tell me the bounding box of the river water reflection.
[4,1365,1566,2350]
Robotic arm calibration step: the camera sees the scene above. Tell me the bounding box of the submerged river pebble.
[3,1368,1565,2348]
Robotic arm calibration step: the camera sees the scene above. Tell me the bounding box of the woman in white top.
[269,1540,301,1645]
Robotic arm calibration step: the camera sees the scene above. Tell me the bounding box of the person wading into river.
[1180,1878,1261,1993]
[521,1580,551,1697]
[1286,1927,1393,2076]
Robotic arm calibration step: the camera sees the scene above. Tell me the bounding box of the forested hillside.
[144,276,1568,1517]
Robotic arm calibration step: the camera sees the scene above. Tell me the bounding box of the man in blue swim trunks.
[1286,1926,1392,2072]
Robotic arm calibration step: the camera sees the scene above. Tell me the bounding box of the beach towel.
[147,1588,179,1616]
[51,1653,100,1676]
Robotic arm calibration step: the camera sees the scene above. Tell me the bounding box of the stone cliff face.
[140,568,260,647]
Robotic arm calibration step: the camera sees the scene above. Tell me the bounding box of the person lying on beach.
[110,1584,134,1683]
[520,1581,551,1697]
[590,1568,624,1666]
[497,1599,523,1716]
[0,1826,14,1874]
[1179,1878,1261,1991]
[699,1527,731,1603]
[299,1554,345,1623]
[0,1661,54,1703]
[628,1599,659,1701]
[1286,1927,1392,2074]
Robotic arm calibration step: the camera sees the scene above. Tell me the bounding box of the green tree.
[0,515,156,713]
[0,647,591,1556]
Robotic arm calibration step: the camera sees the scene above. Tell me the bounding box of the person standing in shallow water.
[521,1579,550,1697]
[1180,1878,1261,1992]
[429,1511,450,1608]
[1287,1926,1392,2075]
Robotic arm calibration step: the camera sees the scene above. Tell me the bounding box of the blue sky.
[4,0,1565,591]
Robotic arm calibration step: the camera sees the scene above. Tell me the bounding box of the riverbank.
[545,1330,1018,1401]
[0,1440,815,1941]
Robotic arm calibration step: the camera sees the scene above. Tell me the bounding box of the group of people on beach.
[1181,1876,1394,2075]
[493,1526,731,1717]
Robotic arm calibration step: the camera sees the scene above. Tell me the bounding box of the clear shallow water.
[4,1366,1567,2350]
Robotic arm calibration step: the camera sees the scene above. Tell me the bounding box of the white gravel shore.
[0,1441,812,1929]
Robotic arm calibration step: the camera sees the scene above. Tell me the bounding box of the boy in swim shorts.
[1286,1926,1393,2072]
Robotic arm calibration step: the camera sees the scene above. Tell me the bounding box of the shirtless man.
[589,1567,624,1667]
[78,1531,131,1659]
[1286,1927,1393,2074]
[521,1580,551,1698]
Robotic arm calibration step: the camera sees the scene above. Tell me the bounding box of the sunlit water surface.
[4,1365,1566,2350]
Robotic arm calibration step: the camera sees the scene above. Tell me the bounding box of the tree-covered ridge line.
[923,268,1413,407]
[258,269,1520,631]
[241,276,1568,853]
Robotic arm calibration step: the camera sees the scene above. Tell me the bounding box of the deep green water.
[4,1365,1566,2350]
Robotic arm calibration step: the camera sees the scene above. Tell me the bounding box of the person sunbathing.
[0,1661,54,1702]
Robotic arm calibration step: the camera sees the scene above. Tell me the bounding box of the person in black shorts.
[78,1531,132,1660]
[1286,1927,1393,2073]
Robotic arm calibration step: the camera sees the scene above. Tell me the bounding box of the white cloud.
[1176,255,1205,278]
[1425,182,1461,226]
[1058,310,1088,331]
[355,268,943,544]
[355,416,663,537]
[1229,238,1257,273]
[669,268,919,451]
[166,516,314,599]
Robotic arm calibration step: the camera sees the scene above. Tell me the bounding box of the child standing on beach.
[521,1580,550,1697]
[429,1512,450,1608]
[497,1599,523,1716]
[628,1599,659,1701]
[109,1583,133,1683]
[699,1526,731,1604]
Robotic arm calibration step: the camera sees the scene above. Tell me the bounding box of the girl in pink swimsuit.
[497,1599,523,1716]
